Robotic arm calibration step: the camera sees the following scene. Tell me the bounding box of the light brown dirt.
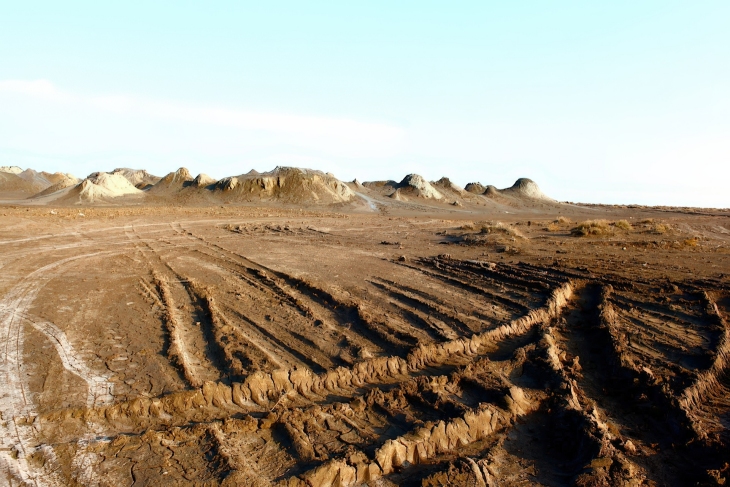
[0,200,728,486]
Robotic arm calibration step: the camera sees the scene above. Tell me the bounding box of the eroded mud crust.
[0,206,728,486]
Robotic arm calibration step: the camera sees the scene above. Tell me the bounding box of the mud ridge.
[152,272,203,387]
[678,291,730,437]
[36,280,574,442]
[288,387,538,487]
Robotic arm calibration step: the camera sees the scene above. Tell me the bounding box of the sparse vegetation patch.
[479,221,525,239]
[615,220,633,231]
[571,219,613,237]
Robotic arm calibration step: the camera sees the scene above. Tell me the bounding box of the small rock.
[641,366,654,378]
[623,440,637,454]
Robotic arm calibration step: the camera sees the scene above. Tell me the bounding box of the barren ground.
[0,203,728,486]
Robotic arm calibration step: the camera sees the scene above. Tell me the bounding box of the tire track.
[127,224,222,388]
[0,251,117,486]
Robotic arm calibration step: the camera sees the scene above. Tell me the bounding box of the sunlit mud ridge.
[291,387,538,486]
[678,291,730,440]
[29,257,730,485]
[37,280,573,426]
[153,271,204,387]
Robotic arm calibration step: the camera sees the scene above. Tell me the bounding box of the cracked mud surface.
[0,205,728,486]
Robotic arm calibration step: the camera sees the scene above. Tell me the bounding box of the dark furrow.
[381,297,456,342]
[421,257,545,305]
[151,272,202,387]
[612,293,709,328]
[201,249,387,358]
[181,262,341,371]
[612,306,710,355]
[613,313,712,376]
[560,283,705,485]
[456,259,565,290]
[516,261,584,285]
[223,296,340,371]
[159,230,391,364]
[262,270,419,353]
[129,226,222,387]
[178,226,413,353]
[394,260,534,315]
[220,303,328,374]
[173,277,231,382]
[369,278,476,336]
[368,276,491,331]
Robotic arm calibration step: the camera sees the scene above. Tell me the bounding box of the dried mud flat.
[0,204,729,486]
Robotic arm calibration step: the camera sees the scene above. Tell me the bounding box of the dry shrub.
[546,216,571,231]
[615,220,633,231]
[683,237,699,248]
[571,220,613,237]
[480,222,525,239]
[459,222,476,231]
[651,223,671,234]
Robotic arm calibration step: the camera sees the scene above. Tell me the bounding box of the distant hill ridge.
[0,167,79,197]
[1,164,552,207]
[361,173,552,204]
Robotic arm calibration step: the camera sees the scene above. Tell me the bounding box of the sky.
[1,1,728,207]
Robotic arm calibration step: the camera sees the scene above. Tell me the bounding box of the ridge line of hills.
[0,165,553,209]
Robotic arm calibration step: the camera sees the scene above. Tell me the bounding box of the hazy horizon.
[1,2,728,207]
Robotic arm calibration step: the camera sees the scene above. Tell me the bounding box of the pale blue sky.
[1,2,728,206]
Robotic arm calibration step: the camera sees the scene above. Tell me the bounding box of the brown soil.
[0,200,728,486]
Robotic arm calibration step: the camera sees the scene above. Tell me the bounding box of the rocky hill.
[212,167,355,204]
